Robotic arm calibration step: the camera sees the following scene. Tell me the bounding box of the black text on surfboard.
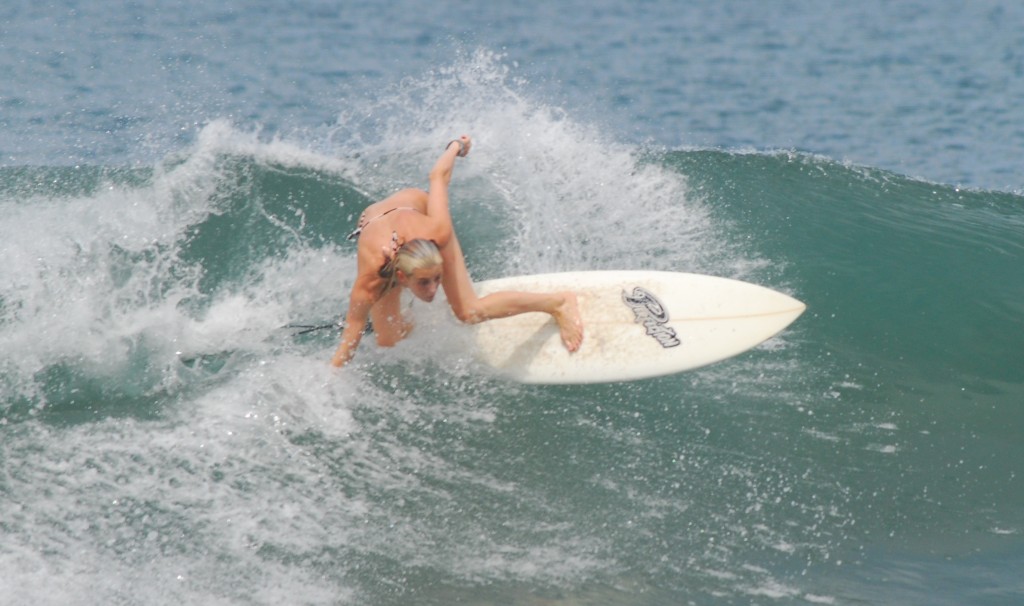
[621,287,681,348]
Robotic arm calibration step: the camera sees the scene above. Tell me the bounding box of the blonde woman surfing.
[331,135,583,367]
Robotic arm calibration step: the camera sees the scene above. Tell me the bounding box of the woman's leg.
[439,230,584,352]
[424,135,582,351]
[369,285,411,347]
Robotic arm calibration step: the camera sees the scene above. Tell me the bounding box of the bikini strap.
[346,206,418,241]
[377,231,404,287]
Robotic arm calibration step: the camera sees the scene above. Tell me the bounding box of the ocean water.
[2,1,1022,605]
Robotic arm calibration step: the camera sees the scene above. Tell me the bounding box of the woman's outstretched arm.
[331,281,374,367]
[420,135,471,246]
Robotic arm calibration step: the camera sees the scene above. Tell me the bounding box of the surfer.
[331,135,583,367]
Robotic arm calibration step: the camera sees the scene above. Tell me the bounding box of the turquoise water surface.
[2,2,1022,604]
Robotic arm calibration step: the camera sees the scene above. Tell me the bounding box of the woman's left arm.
[418,135,471,247]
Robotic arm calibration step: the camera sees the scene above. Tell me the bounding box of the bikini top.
[346,206,423,285]
[346,206,419,241]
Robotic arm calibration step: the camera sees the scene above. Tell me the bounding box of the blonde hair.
[379,238,442,293]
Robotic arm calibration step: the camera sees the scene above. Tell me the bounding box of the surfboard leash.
[284,321,374,336]
[285,322,342,335]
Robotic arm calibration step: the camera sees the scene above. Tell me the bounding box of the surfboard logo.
[622,287,681,348]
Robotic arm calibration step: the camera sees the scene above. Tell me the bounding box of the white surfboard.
[472,270,805,384]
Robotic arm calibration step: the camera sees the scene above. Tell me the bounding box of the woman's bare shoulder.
[367,188,429,213]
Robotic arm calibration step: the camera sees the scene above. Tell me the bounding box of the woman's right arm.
[331,276,377,367]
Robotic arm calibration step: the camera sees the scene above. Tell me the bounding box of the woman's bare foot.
[552,292,584,352]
